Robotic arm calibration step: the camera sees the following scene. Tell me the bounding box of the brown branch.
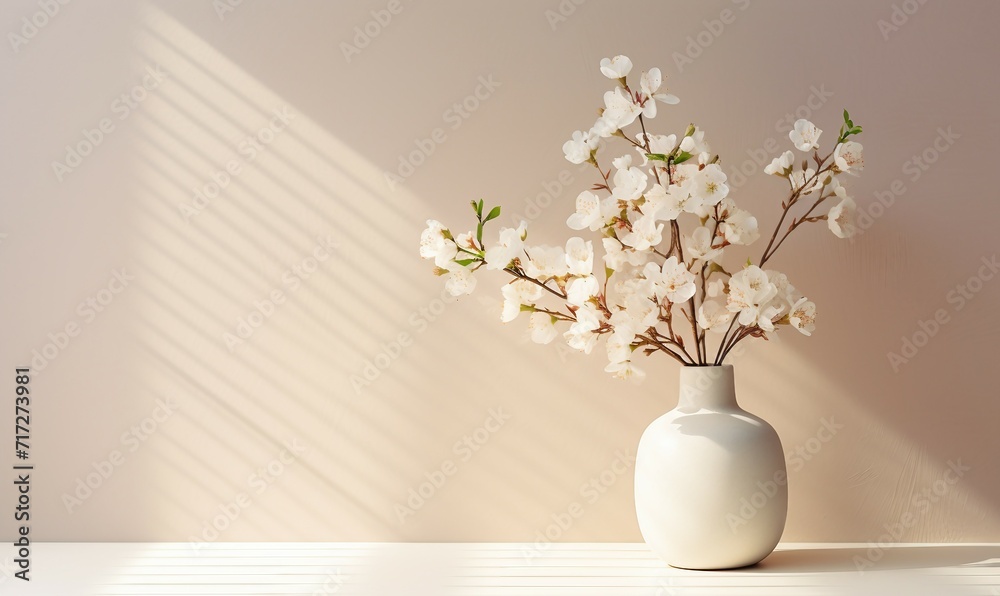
[503,267,567,300]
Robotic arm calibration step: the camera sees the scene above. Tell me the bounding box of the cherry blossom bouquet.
[419,55,864,382]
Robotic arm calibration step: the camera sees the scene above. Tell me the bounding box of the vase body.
[635,365,787,569]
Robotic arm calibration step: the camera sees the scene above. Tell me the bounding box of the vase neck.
[677,365,738,411]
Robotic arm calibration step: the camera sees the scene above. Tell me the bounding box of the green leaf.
[470,200,478,215]
[672,151,693,164]
[476,222,484,244]
[454,258,479,266]
[745,257,752,267]
[484,205,501,222]
[519,304,537,312]
[605,266,615,280]
[456,246,483,258]
[843,109,849,122]
[645,153,669,162]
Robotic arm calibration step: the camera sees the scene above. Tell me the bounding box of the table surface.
[5,542,1000,595]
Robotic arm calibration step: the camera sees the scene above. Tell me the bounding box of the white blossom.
[670,162,699,187]
[644,182,703,222]
[454,231,477,253]
[567,191,604,232]
[420,219,458,268]
[790,119,822,151]
[612,154,632,171]
[619,214,664,251]
[603,87,642,129]
[827,193,857,239]
[756,302,785,333]
[638,67,679,118]
[680,127,710,156]
[686,225,722,262]
[420,58,867,372]
[764,150,795,176]
[605,360,646,383]
[445,266,477,296]
[644,256,696,303]
[564,303,602,353]
[602,237,648,270]
[563,130,596,164]
[834,141,864,174]
[484,222,526,270]
[789,297,817,336]
[687,163,729,206]
[591,114,617,139]
[566,275,600,307]
[606,329,634,364]
[720,205,760,245]
[765,270,797,306]
[789,167,821,195]
[500,279,543,322]
[613,275,654,303]
[821,172,841,192]
[528,312,558,344]
[611,165,648,202]
[524,245,568,280]
[565,237,595,275]
[706,278,725,298]
[697,299,732,332]
[618,292,659,329]
[599,55,633,79]
[634,133,677,165]
[727,266,778,327]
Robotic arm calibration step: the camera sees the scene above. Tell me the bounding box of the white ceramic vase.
[634,365,787,569]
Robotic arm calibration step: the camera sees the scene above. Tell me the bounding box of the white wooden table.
[6,543,999,595]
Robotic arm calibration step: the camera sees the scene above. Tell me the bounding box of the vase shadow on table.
[748,545,1000,573]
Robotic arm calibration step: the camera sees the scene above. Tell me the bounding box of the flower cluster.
[420,55,864,381]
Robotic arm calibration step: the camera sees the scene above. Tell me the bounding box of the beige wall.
[2,0,999,544]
